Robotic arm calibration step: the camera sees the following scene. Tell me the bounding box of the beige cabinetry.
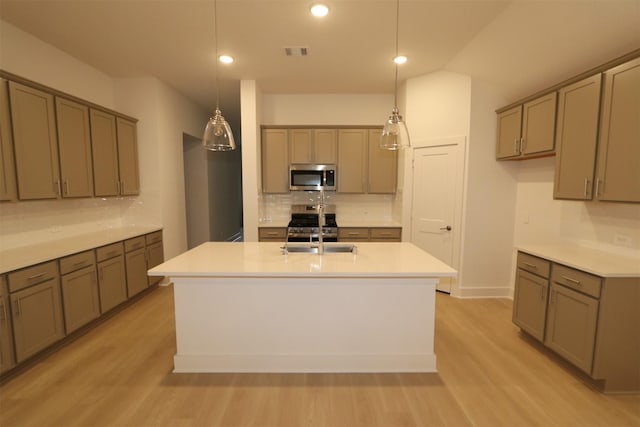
[8,261,64,363]
[553,75,602,200]
[338,227,401,242]
[0,79,17,201]
[258,227,287,242]
[0,275,16,374]
[512,252,550,341]
[496,93,557,160]
[595,57,640,202]
[367,129,397,193]
[91,110,140,197]
[261,129,289,193]
[124,236,148,297]
[59,250,100,333]
[289,129,337,164]
[116,118,140,196]
[337,129,367,193]
[8,81,60,200]
[145,231,164,285]
[512,250,640,392]
[55,97,94,198]
[96,242,127,313]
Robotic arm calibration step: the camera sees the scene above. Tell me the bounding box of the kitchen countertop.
[517,244,640,278]
[0,226,162,274]
[149,241,456,278]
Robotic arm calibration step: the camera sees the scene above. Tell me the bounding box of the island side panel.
[171,276,437,373]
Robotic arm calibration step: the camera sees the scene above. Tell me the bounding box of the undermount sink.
[281,244,357,254]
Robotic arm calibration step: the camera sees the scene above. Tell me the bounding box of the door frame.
[401,136,467,296]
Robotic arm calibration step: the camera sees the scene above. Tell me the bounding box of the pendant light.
[380,0,410,151]
[202,0,236,151]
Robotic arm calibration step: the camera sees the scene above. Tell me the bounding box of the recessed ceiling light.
[310,4,329,17]
[393,55,407,65]
[219,55,234,64]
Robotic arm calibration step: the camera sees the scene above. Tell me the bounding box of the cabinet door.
[11,278,65,363]
[314,129,337,164]
[97,255,127,313]
[0,79,17,201]
[512,269,549,341]
[521,92,557,156]
[337,129,367,193]
[367,129,397,193]
[56,97,94,198]
[116,118,140,195]
[146,241,164,285]
[9,81,60,200]
[289,129,313,164]
[596,57,640,202]
[61,266,100,333]
[261,129,289,193]
[496,105,522,159]
[125,248,148,297]
[0,289,16,374]
[90,109,119,197]
[545,283,599,374]
[554,75,602,200]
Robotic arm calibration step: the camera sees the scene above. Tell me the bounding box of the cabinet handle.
[28,272,47,280]
[561,275,581,286]
[520,137,525,153]
[522,262,537,269]
[120,181,125,194]
[540,286,546,301]
[514,137,519,154]
[64,180,69,195]
[595,178,602,197]
[583,178,590,198]
[54,180,61,196]
[549,290,556,304]
[14,299,21,316]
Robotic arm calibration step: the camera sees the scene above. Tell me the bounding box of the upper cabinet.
[0,72,140,202]
[55,97,94,198]
[261,128,289,193]
[595,57,640,203]
[289,129,337,164]
[9,81,60,200]
[0,79,17,201]
[367,129,397,194]
[337,129,368,193]
[496,92,557,160]
[553,75,602,200]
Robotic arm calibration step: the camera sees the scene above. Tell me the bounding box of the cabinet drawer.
[551,264,602,298]
[8,260,59,293]
[96,242,123,262]
[124,236,145,253]
[258,228,287,240]
[370,227,401,240]
[59,250,96,275]
[338,228,369,240]
[145,231,162,245]
[517,252,550,278]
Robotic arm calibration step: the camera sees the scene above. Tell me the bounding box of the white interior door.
[411,144,460,293]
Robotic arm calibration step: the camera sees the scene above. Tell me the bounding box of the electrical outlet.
[613,234,633,247]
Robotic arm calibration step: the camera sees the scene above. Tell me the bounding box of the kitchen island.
[148,242,456,373]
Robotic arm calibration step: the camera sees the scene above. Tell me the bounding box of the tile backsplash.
[259,192,396,223]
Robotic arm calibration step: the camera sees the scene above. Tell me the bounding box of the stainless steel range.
[287,204,338,242]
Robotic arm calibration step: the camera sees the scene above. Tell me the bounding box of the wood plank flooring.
[1,285,638,426]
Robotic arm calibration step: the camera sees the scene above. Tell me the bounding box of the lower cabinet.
[145,231,164,285]
[10,278,65,363]
[60,250,100,333]
[512,250,640,392]
[338,227,402,242]
[124,237,148,297]
[96,242,127,313]
[258,227,287,242]
[0,275,16,374]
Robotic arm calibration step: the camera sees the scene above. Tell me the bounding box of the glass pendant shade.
[380,107,410,150]
[203,108,236,151]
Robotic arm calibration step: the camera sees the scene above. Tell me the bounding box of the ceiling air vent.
[284,47,308,57]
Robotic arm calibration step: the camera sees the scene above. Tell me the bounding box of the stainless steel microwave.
[289,164,336,191]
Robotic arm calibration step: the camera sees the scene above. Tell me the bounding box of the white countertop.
[517,245,640,278]
[149,242,456,278]
[0,226,162,274]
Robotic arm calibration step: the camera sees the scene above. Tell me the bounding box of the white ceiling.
[1,0,639,124]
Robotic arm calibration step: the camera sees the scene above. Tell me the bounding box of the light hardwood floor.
[1,285,638,426]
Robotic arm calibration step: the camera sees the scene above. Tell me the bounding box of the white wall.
[0,21,211,260]
[240,80,262,242]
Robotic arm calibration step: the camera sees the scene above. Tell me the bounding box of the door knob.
[440,226,452,231]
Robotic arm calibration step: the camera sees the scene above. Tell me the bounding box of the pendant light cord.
[214,0,220,110]
[393,0,400,109]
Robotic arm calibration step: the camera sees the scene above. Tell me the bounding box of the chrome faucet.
[317,187,325,255]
